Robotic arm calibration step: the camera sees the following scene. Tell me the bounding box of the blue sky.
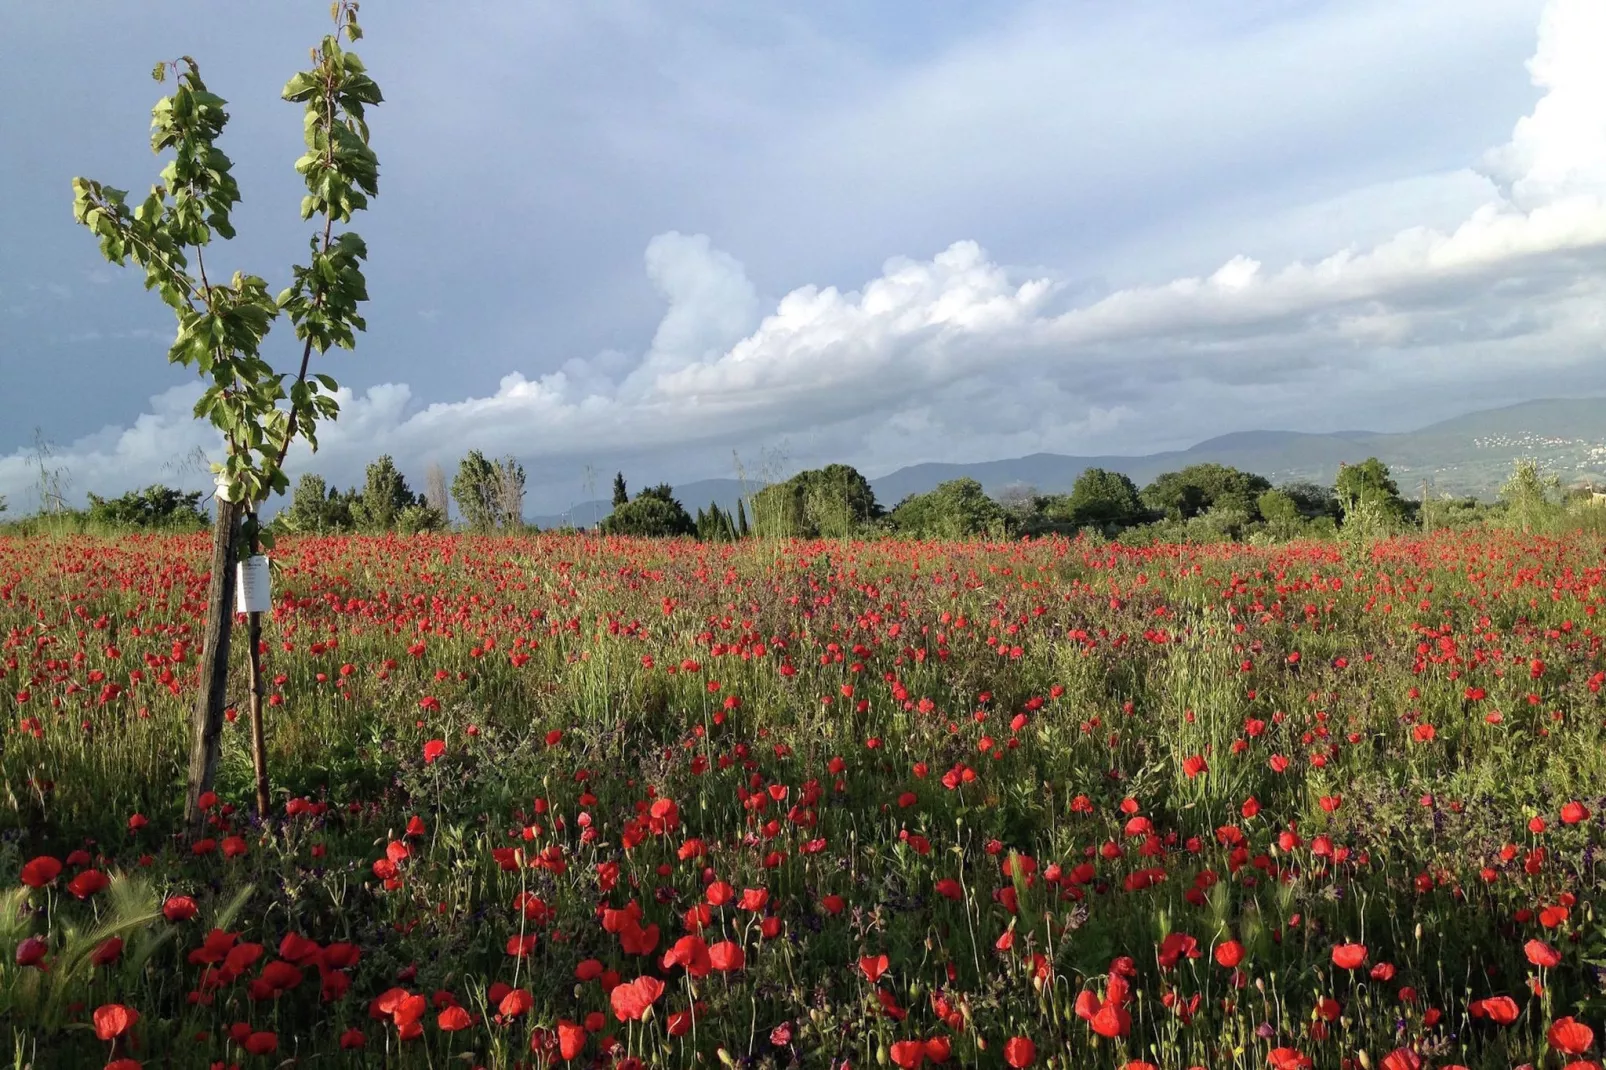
[4,0,1605,513]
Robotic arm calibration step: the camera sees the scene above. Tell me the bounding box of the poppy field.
[3,530,1605,1069]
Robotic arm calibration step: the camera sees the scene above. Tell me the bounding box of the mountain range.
[529,398,1606,527]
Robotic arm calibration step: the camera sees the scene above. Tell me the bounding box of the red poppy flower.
[890,1040,926,1069]
[1004,1036,1036,1068]
[499,988,533,1017]
[859,954,889,983]
[1477,995,1520,1024]
[1550,1017,1595,1055]
[93,1003,139,1041]
[662,935,712,977]
[1526,939,1562,968]
[15,937,47,968]
[551,1018,585,1059]
[91,937,123,966]
[162,895,198,922]
[708,941,745,972]
[437,1006,472,1031]
[20,856,62,888]
[244,1031,278,1055]
[1331,943,1367,970]
[609,976,664,1022]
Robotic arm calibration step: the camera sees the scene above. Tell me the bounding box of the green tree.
[601,484,696,537]
[736,498,750,538]
[799,464,881,537]
[1335,457,1408,527]
[71,3,383,828]
[351,454,416,531]
[396,501,447,534]
[748,480,808,538]
[695,501,737,541]
[280,473,353,533]
[1062,468,1145,529]
[452,450,499,532]
[86,484,208,529]
[748,463,881,537]
[1277,481,1341,521]
[283,473,329,530]
[1256,489,1306,539]
[612,472,628,508]
[1499,458,1560,534]
[1141,464,1272,521]
[888,478,1010,539]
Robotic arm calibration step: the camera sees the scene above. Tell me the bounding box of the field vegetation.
[2,525,1604,1068]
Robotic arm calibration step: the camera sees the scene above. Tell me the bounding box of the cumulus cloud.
[5,0,1606,514]
[1481,0,1606,210]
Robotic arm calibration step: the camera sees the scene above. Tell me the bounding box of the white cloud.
[1482,0,1606,210]
[6,0,1606,514]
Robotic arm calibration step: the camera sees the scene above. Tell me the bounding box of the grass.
[1,529,1603,1067]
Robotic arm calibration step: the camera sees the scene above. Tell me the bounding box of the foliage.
[84,485,208,530]
[886,477,1011,538]
[278,473,354,534]
[1056,467,1146,531]
[452,450,497,531]
[694,502,739,542]
[1277,480,1341,521]
[396,502,447,535]
[612,472,628,508]
[1423,493,1497,532]
[1336,457,1410,528]
[452,450,528,532]
[748,464,882,538]
[70,3,380,511]
[1141,463,1272,522]
[349,454,417,532]
[601,483,696,537]
[1255,488,1301,526]
[1499,458,1562,534]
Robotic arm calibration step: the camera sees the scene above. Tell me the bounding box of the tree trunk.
[185,495,243,835]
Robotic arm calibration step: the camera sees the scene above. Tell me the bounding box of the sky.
[3,0,1605,515]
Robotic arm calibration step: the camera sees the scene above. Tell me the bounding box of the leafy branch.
[70,1,381,525]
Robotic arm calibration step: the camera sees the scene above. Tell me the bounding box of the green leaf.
[281,71,319,102]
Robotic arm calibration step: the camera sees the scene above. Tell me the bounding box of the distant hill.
[529,397,1606,526]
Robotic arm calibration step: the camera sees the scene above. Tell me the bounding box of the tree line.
[274,451,524,534]
[3,452,1597,542]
